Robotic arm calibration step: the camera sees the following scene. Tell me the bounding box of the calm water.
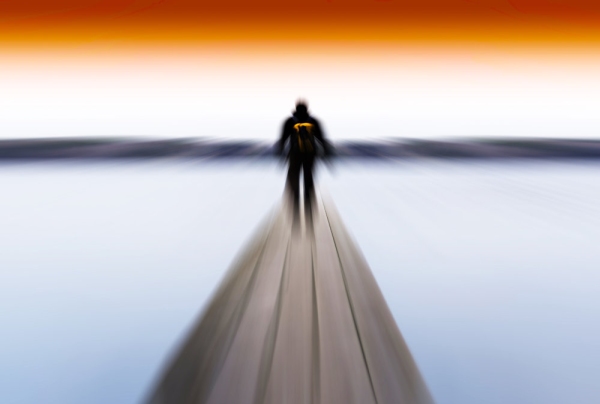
[1,160,599,404]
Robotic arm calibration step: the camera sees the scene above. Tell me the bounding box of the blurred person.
[276,100,333,221]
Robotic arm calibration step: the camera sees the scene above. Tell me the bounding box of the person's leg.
[303,155,316,216]
[286,154,301,217]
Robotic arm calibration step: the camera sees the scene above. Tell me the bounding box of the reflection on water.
[1,160,600,404]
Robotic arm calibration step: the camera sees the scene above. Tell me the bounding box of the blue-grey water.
[1,160,599,404]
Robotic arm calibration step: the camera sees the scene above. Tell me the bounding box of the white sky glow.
[1,49,599,141]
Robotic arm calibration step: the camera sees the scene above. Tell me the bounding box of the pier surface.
[147,195,433,404]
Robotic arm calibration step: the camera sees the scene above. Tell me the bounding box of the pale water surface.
[1,160,599,404]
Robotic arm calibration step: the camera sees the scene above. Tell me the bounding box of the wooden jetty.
[146,195,433,404]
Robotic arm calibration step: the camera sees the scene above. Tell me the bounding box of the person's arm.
[276,120,291,156]
[313,120,334,157]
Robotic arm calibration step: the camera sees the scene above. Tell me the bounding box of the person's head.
[294,100,309,119]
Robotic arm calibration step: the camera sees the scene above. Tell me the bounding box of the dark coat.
[276,112,333,158]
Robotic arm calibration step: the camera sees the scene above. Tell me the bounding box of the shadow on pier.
[145,194,433,404]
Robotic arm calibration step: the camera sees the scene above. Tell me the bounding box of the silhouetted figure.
[277,101,333,221]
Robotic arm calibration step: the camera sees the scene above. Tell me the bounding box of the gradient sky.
[1,1,600,140]
[3,0,600,44]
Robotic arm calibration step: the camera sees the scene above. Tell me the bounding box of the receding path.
[146,195,433,404]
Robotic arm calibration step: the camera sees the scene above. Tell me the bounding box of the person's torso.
[288,116,318,155]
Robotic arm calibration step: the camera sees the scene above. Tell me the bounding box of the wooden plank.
[261,229,315,404]
[146,207,290,404]
[321,194,434,404]
[311,196,379,404]
[204,205,292,404]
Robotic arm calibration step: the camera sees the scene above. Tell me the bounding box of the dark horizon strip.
[2,137,600,160]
